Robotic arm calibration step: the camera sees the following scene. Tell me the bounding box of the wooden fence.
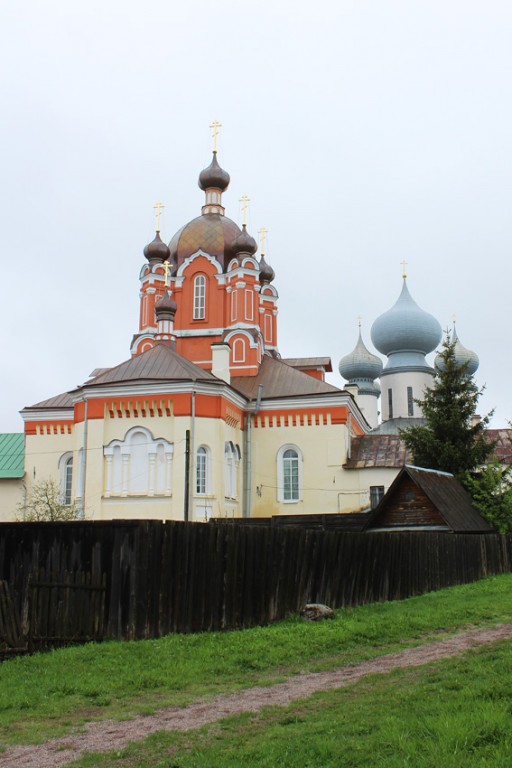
[0,520,510,653]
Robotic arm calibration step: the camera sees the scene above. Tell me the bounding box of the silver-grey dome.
[435,325,479,376]
[339,330,383,382]
[371,279,442,361]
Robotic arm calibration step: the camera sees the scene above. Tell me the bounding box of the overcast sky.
[1,1,511,432]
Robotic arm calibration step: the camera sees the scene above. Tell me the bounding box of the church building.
[19,147,370,521]
[10,135,504,523]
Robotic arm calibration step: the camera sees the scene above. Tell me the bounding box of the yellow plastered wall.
[344,466,401,511]
[24,430,75,496]
[78,413,244,522]
[249,420,351,516]
[0,479,25,521]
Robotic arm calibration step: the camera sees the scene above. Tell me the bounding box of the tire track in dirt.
[2,623,512,768]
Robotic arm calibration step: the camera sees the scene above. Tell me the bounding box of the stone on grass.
[300,603,335,621]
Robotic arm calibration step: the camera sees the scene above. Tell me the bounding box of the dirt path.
[2,623,512,768]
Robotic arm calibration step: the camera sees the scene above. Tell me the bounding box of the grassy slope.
[72,641,512,768]
[1,574,512,751]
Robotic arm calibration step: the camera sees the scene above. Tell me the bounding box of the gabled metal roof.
[25,391,74,410]
[0,434,24,478]
[231,355,342,400]
[281,357,333,372]
[76,344,220,389]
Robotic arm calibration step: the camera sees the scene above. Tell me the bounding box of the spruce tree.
[399,337,494,478]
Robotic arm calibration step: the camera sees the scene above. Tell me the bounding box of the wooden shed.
[366,465,494,533]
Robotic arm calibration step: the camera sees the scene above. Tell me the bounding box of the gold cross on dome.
[154,201,165,232]
[401,259,408,279]
[209,120,222,152]
[163,260,173,287]
[258,226,268,254]
[239,194,250,226]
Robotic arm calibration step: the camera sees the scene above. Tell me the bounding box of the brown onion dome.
[155,289,177,318]
[259,253,275,284]
[198,151,230,191]
[231,224,257,257]
[144,231,171,264]
[169,214,241,272]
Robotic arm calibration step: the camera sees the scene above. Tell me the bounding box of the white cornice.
[73,380,248,410]
[227,265,259,280]
[249,393,370,431]
[174,328,224,337]
[21,409,74,423]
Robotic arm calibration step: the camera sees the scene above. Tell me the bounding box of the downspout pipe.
[188,385,196,522]
[244,385,263,518]
[80,396,88,520]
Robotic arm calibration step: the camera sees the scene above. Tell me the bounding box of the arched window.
[277,445,303,503]
[193,274,206,320]
[59,452,73,505]
[224,441,239,499]
[104,427,173,498]
[64,457,73,505]
[196,445,210,495]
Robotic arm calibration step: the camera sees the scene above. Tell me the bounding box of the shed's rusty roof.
[345,434,411,468]
[231,355,342,400]
[346,428,512,470]
[367,466,494,533]
[487,429,512,463]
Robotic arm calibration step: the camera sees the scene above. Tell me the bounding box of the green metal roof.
[0,434,24,478]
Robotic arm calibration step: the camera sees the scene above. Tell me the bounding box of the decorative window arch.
[193,274,206,320]
[277,444,303,503]
[196,445,211,495]
[104,427,173,498]
[59,452,73,505]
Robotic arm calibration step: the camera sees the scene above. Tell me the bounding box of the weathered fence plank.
[0,580,25,656]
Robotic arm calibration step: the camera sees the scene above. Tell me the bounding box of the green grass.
[2,574,512,750]
[69,640,512,768]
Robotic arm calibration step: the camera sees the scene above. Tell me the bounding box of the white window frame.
[196,445,211,495]
[59,452,74,506]
[233,337,246,363]
[231,289,238,322]
[370,485,385,509]
[224,441,240,499]
[193,274,206,320]
[277,444,303,503]
[245,289,254,321]
[264,313,272,343]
